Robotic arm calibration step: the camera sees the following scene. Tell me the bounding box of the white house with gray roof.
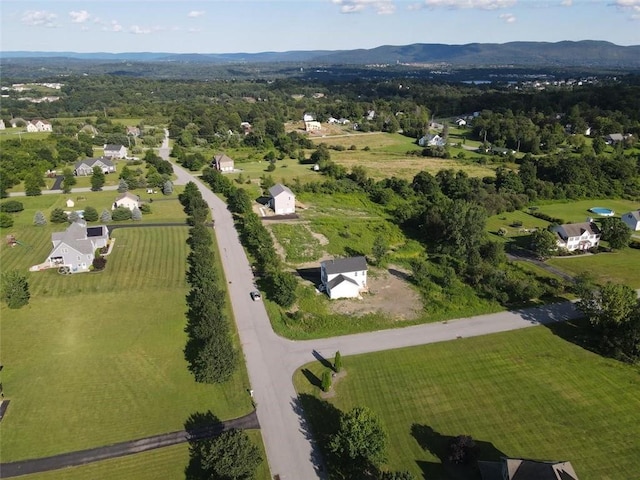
[268,184,295,215]
[622,210,640,231]
[46,221,109,273]
[551,221,601,251]
[103,144,128,159]
[320,256,368,300]
[74,157,116,176]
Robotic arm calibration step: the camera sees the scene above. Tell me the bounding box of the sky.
[1,0,639,54]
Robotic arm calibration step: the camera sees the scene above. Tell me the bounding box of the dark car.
[250,290,261,301]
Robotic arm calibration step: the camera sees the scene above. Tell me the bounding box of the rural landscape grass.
[295,324,640,480]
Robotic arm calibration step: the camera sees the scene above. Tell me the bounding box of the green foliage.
[191,428,263,480]
[372,234,388,265]
[92,256,107,271]
[329,406,387,478]
[131,206,142,221]
[140,203,152,214]
[227,188,252,215]
[1,200,24,213]
[33,211,47,226]
[24,171,44,196]
[50,208,69,223]
[162,180,173,195]
[83,206,99,222]
[530,228,558,259]
[1,270,30,309]
[334,351,342,373]
[0,212,14,228]
[321,370,332,392]
[112,206,132,221]
[91,166,106,191]
[599,217,631,250]
[62,168,76,193]
[269,223,323,263]
[117,178,129,193]
[267,271,298,308]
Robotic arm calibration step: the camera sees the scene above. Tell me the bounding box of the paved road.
[0,412,259,479]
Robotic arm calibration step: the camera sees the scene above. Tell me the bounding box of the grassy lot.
[310,132,496,180]
[294,325,640,480]
[0,226,254,461]
[547,248,640,288]
[486,210,550,238]
[17,432,270,480]
[531,199,639,224]
[269,223,324,263]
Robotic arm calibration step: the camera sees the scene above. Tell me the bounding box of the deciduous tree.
[91,166,105,191]
[1,270,30,309]
[599,217,631,250]
[192,428,263,480]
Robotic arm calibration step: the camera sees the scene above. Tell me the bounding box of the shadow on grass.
[296,267,321,285]
[411,424,506,480]
[312,349,334,371]
[184,411,223,480]
[543,317,606,358]
[301,368,322,388]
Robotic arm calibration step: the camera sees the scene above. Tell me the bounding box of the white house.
[113,192,141,211]
[26,119,52,132]
[74,157,116,176]
[0,119,5,130]
[103,144,128,159]
[552,222,601,251]
[212,153,234,172]
[418,134,446,147]
[46,221,109,273]
[320,256,368,300]
[303,113,315,122]
[622,210,640,231]
[305,121,322,132]
[269,184,295,215]
[455,118,467,126]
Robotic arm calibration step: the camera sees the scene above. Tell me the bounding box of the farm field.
[295,324,640,480]
[0,226,254,462]
[17,431,270,480]
[310,132,496,180]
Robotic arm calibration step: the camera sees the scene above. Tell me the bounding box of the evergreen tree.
[62,168,76,194]
[131,206,142,221]
[321,370,332,392]
[50,208,69,223]
[117,178,129,193]
[1,270,30,309]
[100,209,112,223]
[33,211,47,226]
[162,180,173,195]
[91,166,105,191]
[83,206,99,222]
[334,351,342,372]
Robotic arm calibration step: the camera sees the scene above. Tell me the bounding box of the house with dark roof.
[74,157,116,176]
[479,457,579,480]
[418,133,446,147]
[211,153,235,172]
[622,210,640,231]
[103,144,128,159]
[551,221,601,251]
[320,256,368,300]
[269,184,295,215]
[45,221,109,273]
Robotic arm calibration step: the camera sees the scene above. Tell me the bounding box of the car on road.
[250,290,261,301]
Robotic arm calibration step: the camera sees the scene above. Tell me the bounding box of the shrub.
[83,206,99,222]
[50,208,68,223]
[140,203,152,214]
[0,200,24,213]
[0,213,14,228]
[92,256,107,271]
[321,370,332,392]
[1,270,30,308]
[112,206,132,221]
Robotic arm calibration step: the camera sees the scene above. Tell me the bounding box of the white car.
[250,290,261,301]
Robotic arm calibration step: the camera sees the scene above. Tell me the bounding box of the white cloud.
[21,10,58,27]
[560,0,572,6]
[130,25,152,34]
[332,0,396,14]
[499,12,516,22]
[103,20,123,32]
[69,10,91,23]
[422,0,516,10]
[613,0,640,20]
[187,10,205,18]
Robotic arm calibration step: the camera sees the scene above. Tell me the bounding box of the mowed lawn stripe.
[295,326,640,479]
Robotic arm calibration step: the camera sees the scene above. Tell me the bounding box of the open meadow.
[531,198,639,224]
[295,324,640,480]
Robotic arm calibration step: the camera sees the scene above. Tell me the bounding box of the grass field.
[294,325,640,480]
[531,199,639,224]
[0,226,254,462]
[269,223,324,263]
[17,431,270,480]
[547,248,640,288]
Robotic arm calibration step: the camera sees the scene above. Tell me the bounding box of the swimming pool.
[589,207,615,216]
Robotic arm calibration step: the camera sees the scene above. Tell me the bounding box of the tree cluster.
[181,182,238,383]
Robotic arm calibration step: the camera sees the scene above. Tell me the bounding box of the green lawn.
[547,248,640,288]
[0,227,254,461]
[486,210,550,238]
[17,432,271,480]
[531,199,639,224]
[295,325,640,480]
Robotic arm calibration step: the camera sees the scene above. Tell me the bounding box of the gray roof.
[115,192,140,202]
[214,153,234,165]
[104,144,125,151]
[504,458,579,480]
[606,133,624,141]
[321,256,367,275]
[269,183,294,198]
[624,210,640,221]
[327,274,359,290]
[74,157,115,169]
[558,222,600,239]
[52,221,108,255]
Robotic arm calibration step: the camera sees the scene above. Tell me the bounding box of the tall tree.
[1,270,30,309]
[530,228,558,259]
[61,167,76,194]
[91,166,105,191]
[599,217,631,250]
[191,428,263,480]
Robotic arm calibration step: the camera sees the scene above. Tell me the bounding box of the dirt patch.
[328,266,423,321]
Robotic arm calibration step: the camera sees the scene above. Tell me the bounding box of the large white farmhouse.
[551,222,601,251]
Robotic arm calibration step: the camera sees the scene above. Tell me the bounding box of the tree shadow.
[301,368,322,388]
[543,317,605,358]
[184,411,223,480]
[411,424,506,480]
[312,349,334,371]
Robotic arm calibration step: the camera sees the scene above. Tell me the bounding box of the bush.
[0,200,24,213]
[321,370,332,392]
[112,206,132,221]
[83,206,99,222]
[92,256,107,271]
[140,203,152,214]
[50,208,68,223]
[0,213,14,228]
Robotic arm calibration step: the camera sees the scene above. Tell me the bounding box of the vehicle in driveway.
[250,290,261,301]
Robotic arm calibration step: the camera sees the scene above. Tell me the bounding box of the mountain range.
[3,41,640,69]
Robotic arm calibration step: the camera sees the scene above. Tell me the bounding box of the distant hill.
[3,41,640,68]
